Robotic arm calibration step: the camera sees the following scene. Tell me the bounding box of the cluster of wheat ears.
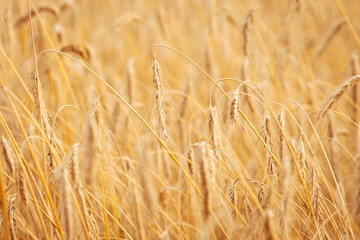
[0,0,360,239]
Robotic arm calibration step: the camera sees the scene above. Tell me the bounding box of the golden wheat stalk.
[207,106,222,162]
[298,132,306,180]
[1,136,15,175]
[199,142,211,220]
[152,57,168,141]
[277,109,285,164]
[57,165,73,239]
[228,178,239,218]
[243,189,253,220]
[8,196,17,240]
[68,143,80,187]
[84,117,98,186]
[261,111,277,178]
[351,53,360,121]
[241,9,255,112]
[229,88,239,123]
[309,160,325,236]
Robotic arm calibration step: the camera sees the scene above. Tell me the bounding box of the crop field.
[0,0,360,239]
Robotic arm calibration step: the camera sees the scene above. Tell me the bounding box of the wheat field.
[0,0,360,239]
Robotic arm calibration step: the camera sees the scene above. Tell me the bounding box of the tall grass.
[0,0,359,239]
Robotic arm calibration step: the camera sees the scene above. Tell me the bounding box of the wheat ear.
[228,178,240,218]
[152,56,168,141]
[1,136,15,175]
[199,143,211,220]
[351,53,360,122]
[277,109,285,164]
[319,75,360,119]
[207,106,222,162]
[241,9,255,112]
[261,111,277,178]
[315,19,345,59]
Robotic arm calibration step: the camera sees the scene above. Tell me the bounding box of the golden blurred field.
[0,0,360,239]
